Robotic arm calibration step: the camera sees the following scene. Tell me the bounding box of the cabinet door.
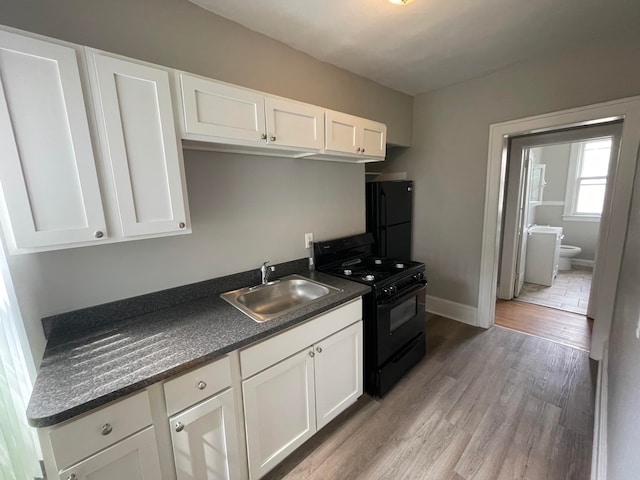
[0,30,106,250]
[325,110,359,155]
[243,348,316,479]
[265,97,323,151]
[88,51,189,237]
[58,427,161,480]
[360,118,387,159]
[170,389,241,480]
[314,322,363,430]
[179,73,266,144]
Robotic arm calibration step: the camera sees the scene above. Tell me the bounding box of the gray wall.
[0,0,413,145]
[531,143,600,261]
[606,152,640,480]
[0,0,413,366]
[385,26,640,306]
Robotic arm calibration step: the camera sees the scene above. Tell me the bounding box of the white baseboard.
[591,340,608,480]
[425,295,478,326]
[573,259,596,268]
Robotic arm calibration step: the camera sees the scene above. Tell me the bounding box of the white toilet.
[559,245,582,270]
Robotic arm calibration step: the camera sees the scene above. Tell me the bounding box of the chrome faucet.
[260,261,275,284]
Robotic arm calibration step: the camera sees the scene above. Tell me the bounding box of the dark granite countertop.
[27,264,369,428]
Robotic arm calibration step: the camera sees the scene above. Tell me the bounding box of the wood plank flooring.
[495,299,593,351]
[264,315,596,480]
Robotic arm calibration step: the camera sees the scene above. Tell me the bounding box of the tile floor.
[514,266,592,315]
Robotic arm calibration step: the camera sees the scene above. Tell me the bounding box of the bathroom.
[517,134,615,315]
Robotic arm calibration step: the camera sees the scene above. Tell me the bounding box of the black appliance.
[314,232,427,397]
[366,180,413,260]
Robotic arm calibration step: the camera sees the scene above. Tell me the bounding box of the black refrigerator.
[366,180,413,259]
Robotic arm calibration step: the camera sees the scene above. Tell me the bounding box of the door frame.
[478,95,640,360]
[497,122,623,301]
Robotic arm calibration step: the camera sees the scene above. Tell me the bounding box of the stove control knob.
[383,285,397,296]
[413,272,424,281]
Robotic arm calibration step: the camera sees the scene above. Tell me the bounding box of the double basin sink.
[221,274,341,322]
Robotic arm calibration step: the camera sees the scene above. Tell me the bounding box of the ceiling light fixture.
[388,0,414,4]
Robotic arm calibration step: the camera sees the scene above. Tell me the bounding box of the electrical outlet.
[304,232,314,249]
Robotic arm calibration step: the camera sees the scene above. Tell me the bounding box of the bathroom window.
[562,137,612,222]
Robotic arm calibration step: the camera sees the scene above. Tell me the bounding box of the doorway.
[494,123,622,347]
[497,122,622,319]
[477,96,640,361]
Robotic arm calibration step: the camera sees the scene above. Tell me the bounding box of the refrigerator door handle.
[380,190,388,227]
[381,227,388,257]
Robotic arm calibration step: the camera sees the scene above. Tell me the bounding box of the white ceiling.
[187,0,640,95]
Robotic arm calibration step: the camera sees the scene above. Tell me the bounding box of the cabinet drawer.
[164,355,231,416]
[48,390,152,470]
[240,298,362,379]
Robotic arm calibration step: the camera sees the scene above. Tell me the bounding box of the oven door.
[376,282,426,365]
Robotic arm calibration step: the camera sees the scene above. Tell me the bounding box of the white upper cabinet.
[86,49,189,238]
[180,73,266,144]
[0,29,107,251]
[177,72,324,156]
[0,27,192,253]
[264,96,324,150]
[360,118,387,159]
[324,110,387,162]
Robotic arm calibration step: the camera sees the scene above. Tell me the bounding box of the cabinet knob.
[197,380,207,390]
[67,475,77,480]
[356,147,361,152]
[261,133,267,140]
[308,351,315,358]
[179,222,186,229]
[175,422,185,432]
[361,148,365,153]
[316,346,322,354]
[269,136,276,142]
[94,230,104,239]
[101,423,113,436]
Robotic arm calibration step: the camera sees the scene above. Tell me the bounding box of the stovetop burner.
[314,232,425,288]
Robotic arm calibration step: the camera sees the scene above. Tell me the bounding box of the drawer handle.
[175,422,185,433]
[101,423,113,436]
[309,351,315,358]
[316,346,323,354]
[197,380,207,390]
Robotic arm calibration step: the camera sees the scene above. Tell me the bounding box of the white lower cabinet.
[314,322,363,430]
[243,348,317,479]
[170,388,241,480]
[38,299,363,480]
[58,427,162,480]
[241,311,363,479]
[39,391,162,480]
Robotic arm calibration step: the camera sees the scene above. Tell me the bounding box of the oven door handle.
[378,282,426,307]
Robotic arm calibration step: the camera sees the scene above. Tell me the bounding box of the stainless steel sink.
[220,274,341,322]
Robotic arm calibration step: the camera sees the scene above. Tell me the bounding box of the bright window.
[563,137,613,221]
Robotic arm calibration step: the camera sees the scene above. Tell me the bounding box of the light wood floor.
[495,299,593,351]
[264,316,596,480]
